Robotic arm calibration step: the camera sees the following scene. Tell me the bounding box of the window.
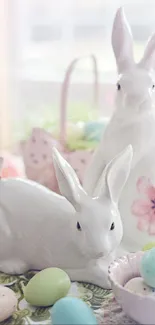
[31,25,62,42]
[131,25,152,42]
[74,26,106,40]
[1,0,155,150]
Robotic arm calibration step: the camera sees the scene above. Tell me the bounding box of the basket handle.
[59,55,99,148]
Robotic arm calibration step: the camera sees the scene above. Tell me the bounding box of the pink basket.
[21,55,99,193]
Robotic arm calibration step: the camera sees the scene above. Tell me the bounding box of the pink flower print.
[132,176,155,235]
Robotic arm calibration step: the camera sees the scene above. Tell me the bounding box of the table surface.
[0,271,137,325]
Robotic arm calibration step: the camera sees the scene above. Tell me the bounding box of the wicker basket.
[21,55,99,192]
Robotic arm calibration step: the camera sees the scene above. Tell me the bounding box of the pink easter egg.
[0,157,21,178]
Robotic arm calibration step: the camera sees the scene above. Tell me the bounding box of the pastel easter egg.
[1,165,19,178]
[84,121,103,141]
[84,121,106,142]
[53,122,84,141]
[51,297,98,325]
[0,286,17,321]
[124,277,154,295]
[24,268,71,307]
[67,122,84,140]
[140,248,155,288]
[142,242,155,251]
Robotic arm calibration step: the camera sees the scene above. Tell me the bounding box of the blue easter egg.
[140,248,155,287]
[51,297,98,325]
[84,121,105,142]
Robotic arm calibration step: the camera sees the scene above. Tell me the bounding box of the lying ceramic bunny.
[83,7,155,252]
[0,145,132,288]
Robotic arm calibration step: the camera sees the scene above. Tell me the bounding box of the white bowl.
[108,251,155,324]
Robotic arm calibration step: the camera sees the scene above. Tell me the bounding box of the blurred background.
[0,0,155,151]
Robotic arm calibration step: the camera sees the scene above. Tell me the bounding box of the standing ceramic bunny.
[83,7,155,252]
[0,145,132,288]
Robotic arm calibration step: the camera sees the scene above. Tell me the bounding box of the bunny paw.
[65,266,111,289]
[91,264,111,289]
[0,260,29,275]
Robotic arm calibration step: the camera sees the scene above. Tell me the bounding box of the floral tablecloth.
[0,271,137,325]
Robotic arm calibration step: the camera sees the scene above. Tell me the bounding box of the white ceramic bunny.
[83,7,155,252]
[0,145,132,289]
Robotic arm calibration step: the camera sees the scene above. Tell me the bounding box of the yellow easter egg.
[142,242,155,251]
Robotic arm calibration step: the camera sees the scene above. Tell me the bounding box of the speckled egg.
[124,277,155,295]
[140,248,155,288]
[24,268,71,307]
[0,286,17,322]
[51,297,98,325]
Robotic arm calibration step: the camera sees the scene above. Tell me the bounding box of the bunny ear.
[112,7,134,73]
[52,148,85,210]
[138,33,155,70]
[95,145,133,205]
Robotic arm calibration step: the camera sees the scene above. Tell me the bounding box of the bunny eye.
[117,83,121,91]
[110,222,115,231]
[152,84,155,89]
[77,222,82,231]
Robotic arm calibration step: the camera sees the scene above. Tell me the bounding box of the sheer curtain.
[0,0,11,150]
[1,0,155,150]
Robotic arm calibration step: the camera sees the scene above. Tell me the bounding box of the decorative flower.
[132,176,155,235]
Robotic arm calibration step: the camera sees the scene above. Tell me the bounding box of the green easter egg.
[142,242,155,251]
[24,268,71,307]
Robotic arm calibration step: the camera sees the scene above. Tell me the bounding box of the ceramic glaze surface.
[83,7,155,252]
[0,145,132,289]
